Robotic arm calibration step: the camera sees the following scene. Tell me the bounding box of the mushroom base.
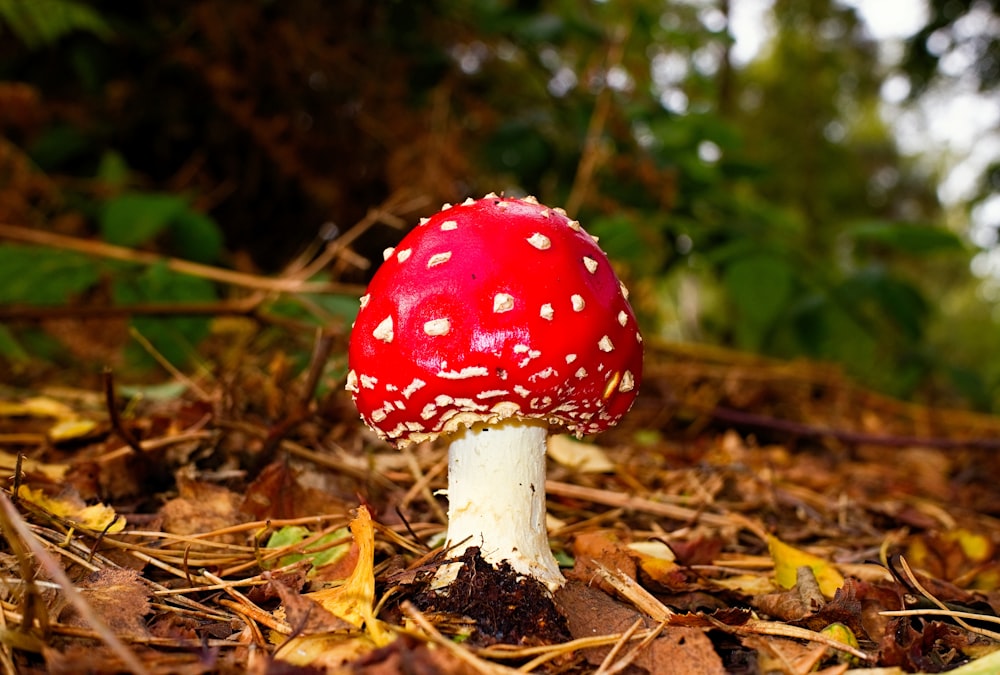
[414,546,570,645]
[436,419,565,592]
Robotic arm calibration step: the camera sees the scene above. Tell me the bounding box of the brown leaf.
[569,530,638,591]
[352,634,480,675]
[557,580,725,673]
[879,617,971,671]
[797,577,902,643]
[160,477,248,546]
[754,588,812,622]
[57,568,151,639]
[240,460,348,520]
[272,578,355,635]
[668,536,725,567]
[742,634,828,675]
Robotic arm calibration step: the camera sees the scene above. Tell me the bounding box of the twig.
[287,190,427,283]
[592,563,674,621]
[880,608,1000,627]
[0,493,151,675]
[483,628,659,671]
[709,405,1000,450]
[712,617,871,662]
[594,617,644,673]
[102,368,144,455]
[401,446,448,525]
[128,326,213,401]
[0,222,364,295]
[400,601,518,675]
[255,327,335,466]
[0,297,263,322]
[598,620,666,675]
[894,556,1000,642]
[206,571,291,633]
[545,480,754,532]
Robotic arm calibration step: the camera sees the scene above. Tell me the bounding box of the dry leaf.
[628,540,686,587]
[547,434,615,473]
[274,506,391,669]
[241,459,349,520]
[57,568,151,638]
[768,535,844,598]
[570,530,638,589]
[270,578,354,635]
[0,396,76,419]
[306,507,382,632]
[16,485,124,533]
[160,478,246,545]
[0,450,68,482]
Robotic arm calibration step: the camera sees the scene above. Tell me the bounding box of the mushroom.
[347,194,642,591]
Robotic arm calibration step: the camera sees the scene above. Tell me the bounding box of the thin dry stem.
[401,601,519,675]
[894,556,1000,642]
[0,222,363,296]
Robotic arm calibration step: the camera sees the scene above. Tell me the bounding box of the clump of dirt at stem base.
[406,546,570,646]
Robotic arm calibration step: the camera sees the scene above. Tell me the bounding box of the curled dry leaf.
[273,506,391,670]
[16,485,124,533]
[768,535,845,599]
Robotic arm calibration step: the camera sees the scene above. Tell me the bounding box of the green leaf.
[28,123,93,169]
[793,295,878,373]
[100,193,188,248]
[96,151,130,190]
[267,526,310,551]
[0,325,29,362]
[115,381,190,401]
[586,213,667,276]
[264,526,352,571]
[0,0,112,49]
[839,267,928,340]
[0,246,99,305]
[114,263,216,368]
[722,253,795,350]
[168,210,224,264]
[848,220,964,255]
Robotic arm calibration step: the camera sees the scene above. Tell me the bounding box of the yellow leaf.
[0,397,76,419]
[944,529,994,564]
[274,507,391,667]
[627,540,676,562]
[275,633,376,670]
[48,418,98,442]
[628,541,681,582]
[906,536,931,570]
[0,451,68,482]
[16,486,124,533]
[547,434,615,473]
[711,574,778,596]
[767,535,844,598]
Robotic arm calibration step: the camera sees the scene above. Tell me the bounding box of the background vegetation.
[1,0,998,411]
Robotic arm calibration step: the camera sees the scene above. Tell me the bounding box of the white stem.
[438,419,565,591]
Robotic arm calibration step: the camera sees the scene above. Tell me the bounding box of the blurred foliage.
[0,0,110,49]
[0,0,997,410]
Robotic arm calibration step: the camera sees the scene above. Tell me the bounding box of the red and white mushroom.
[347,194,643,591]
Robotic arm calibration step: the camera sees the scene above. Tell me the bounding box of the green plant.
[0,0,111,49]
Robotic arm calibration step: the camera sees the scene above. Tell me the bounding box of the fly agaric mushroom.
[347,194,642,591]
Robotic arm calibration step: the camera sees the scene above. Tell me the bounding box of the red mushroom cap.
[347,195,643,445]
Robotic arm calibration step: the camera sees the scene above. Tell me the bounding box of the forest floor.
[1,336,1000,674]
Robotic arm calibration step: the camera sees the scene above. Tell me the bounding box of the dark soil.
[408,547,570,646]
